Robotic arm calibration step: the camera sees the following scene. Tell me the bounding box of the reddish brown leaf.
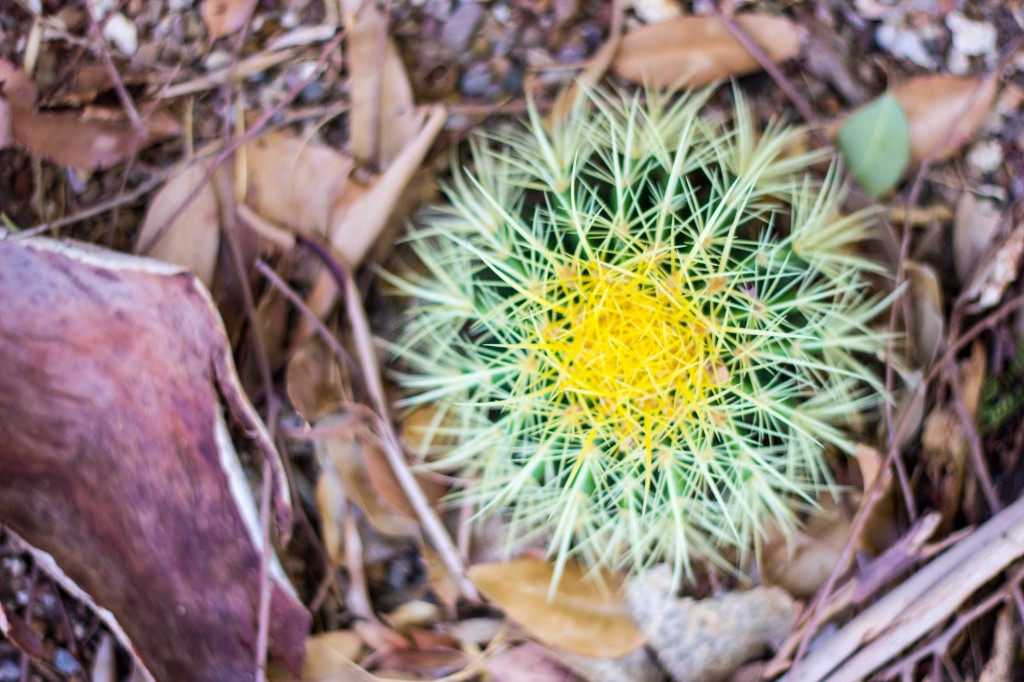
[892,74,999,163]
[0,60,179,171]
[0,238,309,681]
[613,14,801,88]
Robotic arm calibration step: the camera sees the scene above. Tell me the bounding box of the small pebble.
[0,660,19,682]
[946,11,996,57]
[460,62,493,97]
[54,649,81,676]
[875,23,938,69]
[966,139,1003,174]
[440,2,484,52]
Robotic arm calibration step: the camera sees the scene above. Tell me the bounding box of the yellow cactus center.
[527,260,725,452]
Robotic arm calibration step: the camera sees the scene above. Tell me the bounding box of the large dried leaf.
[613,14,801,88]
[136,132,353,288]
[0,238,308,681]
[892,74,999,163]
[244,131,355,238]
[627,568,797,682]
[468,558,645,658]
[344,1,420,166]
[135,158,221,286]
[836,92,910,198]
[314,420,420,539]
[268,631,367,682]
[303,105,447,323]
[905,261,945,368]
[1,61,179,171]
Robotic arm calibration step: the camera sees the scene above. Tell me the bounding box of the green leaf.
[836,92,911,199]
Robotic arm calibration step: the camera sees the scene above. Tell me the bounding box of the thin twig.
[712,5,825,144]
[81,2,142,132]
[254,260,361,383]
[297,235,479,601]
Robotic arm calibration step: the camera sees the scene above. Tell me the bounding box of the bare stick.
[297,236,479,601]
[254,260,360,379]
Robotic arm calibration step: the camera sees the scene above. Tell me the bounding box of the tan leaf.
[892,74,1000,163]
[626,567,797,682]
[905,261,945,369]
[764,501,853,599]
[953,191,1004,285]
[285,335,351,423]
[613,14,801,88]
[344,2,420,166]
[302,105,447,325]
[963,220,1024,309]
[314,421,420,539]
[244,131,354,239]
[134,158,222,286]
[202,0,257,38]
[468,558,645,658]
[268,630,375,682]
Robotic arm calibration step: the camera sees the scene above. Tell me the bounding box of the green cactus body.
[385,88,891,586]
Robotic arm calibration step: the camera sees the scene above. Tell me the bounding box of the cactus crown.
[384,88,890,587]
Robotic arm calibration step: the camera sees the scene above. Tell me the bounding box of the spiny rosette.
[384,88,891,586]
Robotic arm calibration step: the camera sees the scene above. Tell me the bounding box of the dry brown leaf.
[202,0,257,38]
[953,192,1004,285]
[892,74,1000,163]
[2,60,178,171]
[905,261,945,369]
[244,131,354,238]
[302,105,447,325]
[314,421,420,539]
[136,131,353,288]
[468,558,645,659]
[285,336,351,423]
[922,342,986,528]
[485,642,575,682]
[0,238,308,680]
[613,14,801,88]
[344,1,420,166]
[764,503,852,599]
[362,432,446,521]
[424,545,461,610]
[963,220,1024,309]
[268,631,376,682]
[135,158,222,286]
[626,567,798,682]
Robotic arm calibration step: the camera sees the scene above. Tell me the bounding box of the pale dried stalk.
[784,493,1024,682]
[339,265,479,601]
